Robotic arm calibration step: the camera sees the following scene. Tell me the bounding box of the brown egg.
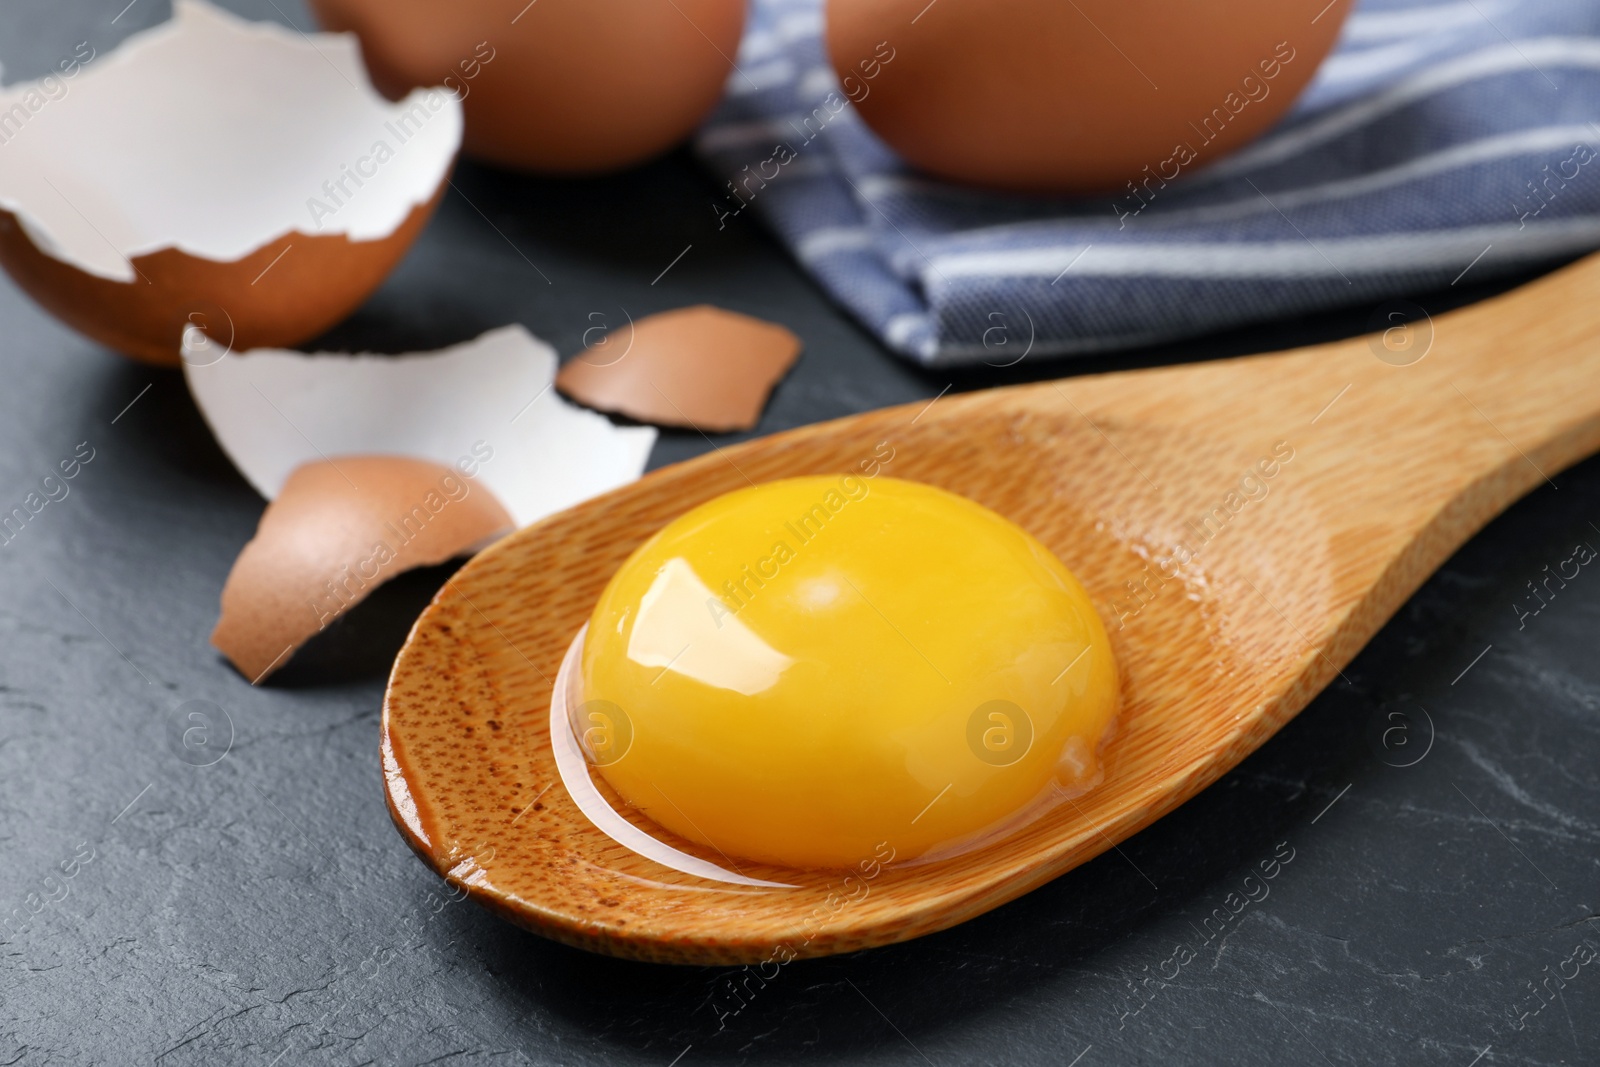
[826,0,1354,194]
[308,0,748,174]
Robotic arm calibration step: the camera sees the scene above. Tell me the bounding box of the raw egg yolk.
[577,475,1118,870]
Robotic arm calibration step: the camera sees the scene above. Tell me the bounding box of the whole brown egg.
[308,0,747,174]
[826,0,1354,194]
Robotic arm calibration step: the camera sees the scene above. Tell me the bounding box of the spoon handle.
[1023,252,1600,691]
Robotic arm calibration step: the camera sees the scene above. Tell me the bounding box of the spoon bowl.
[382,256,1600,964]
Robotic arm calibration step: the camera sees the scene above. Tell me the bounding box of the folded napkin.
[697,0,1600,365]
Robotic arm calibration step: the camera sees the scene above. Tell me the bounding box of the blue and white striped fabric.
[696,0,1600,366]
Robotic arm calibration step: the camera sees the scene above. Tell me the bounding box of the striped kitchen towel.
[696,0,1600,366]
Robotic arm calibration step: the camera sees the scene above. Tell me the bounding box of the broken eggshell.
[191,325,656,682]
[555,305,802,432]
[0,0,461,364]
[212,456,513,683]
[184,324,658,529]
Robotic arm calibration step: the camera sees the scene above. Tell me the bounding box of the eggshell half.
[826,0,1354,194]
[307,0,745,173]
[555,305,802,431]
[212,456,513,683]
[0,0,462,363]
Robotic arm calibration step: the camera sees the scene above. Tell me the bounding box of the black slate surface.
[2,3,1597,1064]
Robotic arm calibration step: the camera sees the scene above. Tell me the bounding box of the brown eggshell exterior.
[0,178,446,366]
[555,305,802,431]
[211,456,513,684]
[307,0,746,174]
[826,0,1355,194]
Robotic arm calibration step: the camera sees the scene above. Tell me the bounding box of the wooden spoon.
[382,254,1600,965]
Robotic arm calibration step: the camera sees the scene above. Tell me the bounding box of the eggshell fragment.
[555,306,802,432]
[307,0,745,173]
[183,325,657,528]
[0,0,462,363]
[212,456,513,682]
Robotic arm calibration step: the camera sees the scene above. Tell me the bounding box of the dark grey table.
[3,3,1597,1064]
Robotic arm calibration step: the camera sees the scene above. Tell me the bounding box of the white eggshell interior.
[0,0,461,282]
[184,325,658,528]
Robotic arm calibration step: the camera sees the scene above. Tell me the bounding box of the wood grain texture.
[382,253,1600,965]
